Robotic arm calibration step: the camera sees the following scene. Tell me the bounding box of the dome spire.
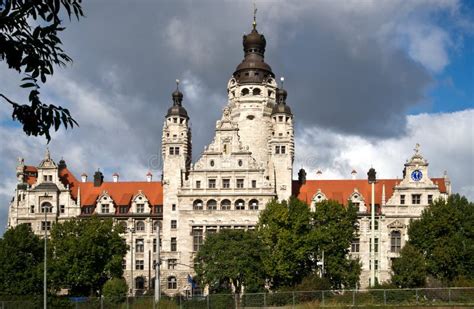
[167,79,188,119]
[253,2,257,30]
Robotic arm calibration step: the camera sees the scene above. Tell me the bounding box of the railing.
[0,287,473,308]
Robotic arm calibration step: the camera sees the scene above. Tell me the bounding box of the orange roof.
[78,181,163,207]
[293,178,447,206]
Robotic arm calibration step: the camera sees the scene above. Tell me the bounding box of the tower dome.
[272,86,292,116]
[233,21,274,84]
[166,80,188,119]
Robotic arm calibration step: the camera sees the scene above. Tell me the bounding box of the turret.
[269,78,294,201]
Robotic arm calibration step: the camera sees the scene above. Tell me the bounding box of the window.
[169,147,179,155]
[49,175,52,181]
[236,179,244,188]
[153,221,161,232]
[238,160,243,167]
[136,204,145,213]
[281,146,286,154]
[208,179,216,189]
[153,238,161,252]
[122,259,127,270]
[193,199,203,210]
[222,179,230,189]
[136,239,144,253]
[370,219,379,230]
[206,226,217,234]
[30,205,35,213]
[43,175,48,182]
[41,202,52,213]
[370,260,379,271]
[169,147,174,155]
[207,199,217,210]
[135,260,144,270]
[241,88,249,96]
[167,276,177,289]
[351,238,360,253]
[221,199,231,210]
[135,277,145,290]
[171,220,177,229]
[82,206,94,214]
[172,204,176,211]
[249,199,259,210]
[370,238,379,253]
[252,88,261,95]
[41,221,51,231]
[400,195,405,205]
[171,237,177,251]
[278,116,284,122]
[168,259,177,270]
[192,228,203,252]
[428,194,433,204]
[101,204,109,214]
[252,180,257,188]
[119,206,129,214]
[235,199,245,210]
[390,231,401,253]
[275,146,280,154]
[196,181,201,189]
[153,205,163,214]
[412,194,421,204]
[210,160,215,167]
[136,221,145,232]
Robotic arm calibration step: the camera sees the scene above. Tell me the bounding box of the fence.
[0,287,473,308]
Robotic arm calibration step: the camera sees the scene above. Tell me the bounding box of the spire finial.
[45,147,51,160]
[414,143,420,154]
[280,76,285,88]
[176,79,180,90]
[253,1,257,30]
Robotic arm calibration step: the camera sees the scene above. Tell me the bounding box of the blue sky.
[0,0,473,235]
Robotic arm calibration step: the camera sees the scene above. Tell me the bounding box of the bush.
[102,278,128,304]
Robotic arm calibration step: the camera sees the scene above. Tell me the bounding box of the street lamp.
[367,167,376,287]
[42,197,52,309]
[127,227,135,295]
[154,221,160,304]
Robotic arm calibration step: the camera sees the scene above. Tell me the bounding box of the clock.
[411,170,423,181]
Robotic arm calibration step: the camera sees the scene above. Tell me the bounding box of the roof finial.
[253,1,257,30]
[280,76,285,88]
[45,147,51,160]
[414,143,420,155]
[176,79,180,90]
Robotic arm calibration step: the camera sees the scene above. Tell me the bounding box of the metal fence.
[0,287,473,308]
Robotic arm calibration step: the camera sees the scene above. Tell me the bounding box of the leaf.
[20,82,36,88]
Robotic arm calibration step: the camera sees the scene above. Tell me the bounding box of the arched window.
[153,220,162,232]
[235,199,245,210]
[221,199,231,210]
[249,199,259,210]
[135,276,145,290]
[135,220,145,232]
[390,231,401,253]
[241,88,249,96]
[193,199,203,210]
[207,199,217,210]
[118,221,127,231]
[41,202,53,213]
[252,88,261,96]
[167,276,177,289]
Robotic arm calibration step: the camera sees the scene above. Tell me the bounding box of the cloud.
[295,109,474,200]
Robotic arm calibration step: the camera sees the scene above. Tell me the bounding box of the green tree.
[0,0,83,141]
[49,217,127,296]
[102,278,128,304]
[195,229,266,294]
[311,200,361,289]
[404,194,474,284]
[257,198,314,289]
[391,244,427,288]
[0,223,44,295]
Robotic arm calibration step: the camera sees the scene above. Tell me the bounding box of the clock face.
[411,170,423,181]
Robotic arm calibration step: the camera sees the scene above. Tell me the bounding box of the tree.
[49,217,128,296]
[102,278,128,304]
[194,229,266,294]
[0,0,83,141]
[310,200,361,289]
[391,244,427,288]
[403,194,474,284]
[257,198,314,289]
[0,223,44,295]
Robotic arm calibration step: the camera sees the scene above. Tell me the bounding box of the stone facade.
[7,22,451,295]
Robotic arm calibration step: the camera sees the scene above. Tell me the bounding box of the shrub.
[102,278,128,304]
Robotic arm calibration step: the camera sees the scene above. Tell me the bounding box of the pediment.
[387,219,405,229]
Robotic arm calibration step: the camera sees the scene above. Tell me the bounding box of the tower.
[269,83,294,201]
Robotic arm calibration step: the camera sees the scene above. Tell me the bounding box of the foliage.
[0,0,83,141]
[49,217,128,296]
[0,223,44,295]
[310,200,361,289]
[257,198,314,289]
[194,229,266,294]
[102,278,128,304]
[406,194,474,284]
[391,244,427,288]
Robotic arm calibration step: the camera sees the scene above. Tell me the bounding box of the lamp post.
[127,227,135,295]
[42,198,51,309]
[154,221,160,304]
[367,167,376,287]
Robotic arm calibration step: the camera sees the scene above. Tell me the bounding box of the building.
[7,20,451,294]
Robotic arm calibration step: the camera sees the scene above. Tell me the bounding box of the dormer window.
[136,204,145,214]
[101,204,109,214]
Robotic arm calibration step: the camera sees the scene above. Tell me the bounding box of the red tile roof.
[293,178,448,206]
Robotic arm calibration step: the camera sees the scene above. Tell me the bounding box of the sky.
[0,0,473,234]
